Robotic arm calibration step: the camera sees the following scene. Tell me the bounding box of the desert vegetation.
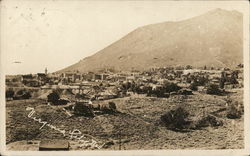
[5,63,244,150]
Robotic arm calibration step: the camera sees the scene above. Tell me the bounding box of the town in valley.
[6,64,244,150]
[4,7,245,151]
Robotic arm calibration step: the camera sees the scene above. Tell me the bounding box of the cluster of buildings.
[6,65,244,101]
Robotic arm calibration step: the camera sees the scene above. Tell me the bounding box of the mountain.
[59,8,243,73]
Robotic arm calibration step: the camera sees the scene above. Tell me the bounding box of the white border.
[0,1,249,156]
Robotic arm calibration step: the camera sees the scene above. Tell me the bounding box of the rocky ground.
[6,89,244,150]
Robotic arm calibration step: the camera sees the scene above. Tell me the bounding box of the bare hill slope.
[60,9,243,73]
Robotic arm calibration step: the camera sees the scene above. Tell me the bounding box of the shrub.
[13,89,32,100]
[75,93,88,99]
[189,82,198,91]
[22,92,32,99]
[53,88,63,95]
[219,78,225,89]
[160,107,224,131]
[206,84,222,95]
[47,91,60,104]
[227,101,242,119]
[194,114,223,129]
[16,89,25,96]
[160,106,190,130]
[185,65,193,70]
[163,81,181,93]
[229,76,238,85]
[108,101,117,111]
[148,87,166,97]
[197,76,209,86]
[98,101,117,114]
[178,89,193,95]
[53,99,69,105]
[73,102,95,117]
[6,89,15,99]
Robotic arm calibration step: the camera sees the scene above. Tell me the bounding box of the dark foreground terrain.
[6,89,243,150]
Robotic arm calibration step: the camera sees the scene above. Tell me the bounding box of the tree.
[197,76,208,86]
[227,101,242,119]
[163,81,181,93]
[47,91,60,104]
[6,89,14,99]
[237,64,243,68]
[16,89,25,96]
[206,84,222,95]
[160,106,190,130]
[219,71,226,89]
[73,102,94,117]
[219,79,225,89]
[230,71,239,84]
[148,87,166,97]
[175,66,184,70]
[185,65,193,70]
[12,89,32,100]
[54,88,63,95]
[189,82,198,91]
[21,92,32,99]
[75,93,87,99]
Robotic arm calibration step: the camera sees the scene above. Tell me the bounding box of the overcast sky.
[1,1,248,75]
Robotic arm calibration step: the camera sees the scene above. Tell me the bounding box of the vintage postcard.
[0,0,249,156]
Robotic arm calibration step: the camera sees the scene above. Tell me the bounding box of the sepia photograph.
[0,0,249,155]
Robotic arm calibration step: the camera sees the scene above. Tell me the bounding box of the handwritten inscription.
[26,107,104,149]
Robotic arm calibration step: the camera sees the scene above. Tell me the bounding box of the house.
[150,84,162,91]
[211,79,220,84]
[157,78,165,85]
[82,72,95,81]
[98,89,118,100]
[126,76,135,81]
[197,86,206,93]
[61,72,78,82]
[37,73,46,79]
[22,74,34,80]
[94,74,109,80]
[117,76,126,82]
